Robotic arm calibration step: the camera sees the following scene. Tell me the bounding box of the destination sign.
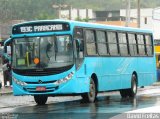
[12,22,70,34]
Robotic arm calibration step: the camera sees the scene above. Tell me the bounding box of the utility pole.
[125,0,131,27]
[58,5,61,19]
[69,5,72,20]
[137,0,140,28]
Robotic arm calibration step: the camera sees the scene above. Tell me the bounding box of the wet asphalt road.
[0,86,160,119]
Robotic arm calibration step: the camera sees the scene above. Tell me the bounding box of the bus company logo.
[38,80,43,84]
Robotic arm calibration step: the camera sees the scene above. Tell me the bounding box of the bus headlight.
[12,77,27,86]
[53,72,74,85]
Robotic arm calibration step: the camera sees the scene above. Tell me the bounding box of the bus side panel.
[100,57,138,91]
[84,56,156,92]
[84,57,138,92]
[100,57,122,91]
[83,57,103,91]
[137,57,157,87]
[119,58,138,89]
[85,57,130,91]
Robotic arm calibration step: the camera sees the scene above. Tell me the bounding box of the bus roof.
[12,19,153,34]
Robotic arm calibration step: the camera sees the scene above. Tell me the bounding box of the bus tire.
[81,77,96,103]
[128,74,138,98]
[34,95,48,105]
[120,89,128,98]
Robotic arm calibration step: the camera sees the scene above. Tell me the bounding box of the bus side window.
[74,28,84,58]
[137,34,145,56]
[75,39,84,58]
[74,28,84,69]
[145,34,153,56]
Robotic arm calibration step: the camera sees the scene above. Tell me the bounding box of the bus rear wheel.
[81,77,96,103]
[120,89,128,98]
[128,75,137,97]
[120,74,137,98]
[34,95,48,105]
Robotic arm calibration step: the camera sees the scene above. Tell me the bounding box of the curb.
[0,87,13,96]
[152,82,160,86]
[0,91,13,96]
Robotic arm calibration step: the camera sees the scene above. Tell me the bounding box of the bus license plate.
[36,87,46,91]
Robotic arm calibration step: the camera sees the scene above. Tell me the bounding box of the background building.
[93,10,137,27]
[120,8,160,40]
[95,8,160,40]
[60,8,93,20]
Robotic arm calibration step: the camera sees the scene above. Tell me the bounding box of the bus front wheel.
[34,95,48,105]
[81,77,96,103]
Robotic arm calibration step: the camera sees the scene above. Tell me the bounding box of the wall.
[120,8,160,40]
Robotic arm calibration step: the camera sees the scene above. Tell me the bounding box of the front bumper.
[12,77,89,96]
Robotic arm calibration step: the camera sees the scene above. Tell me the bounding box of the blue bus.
[5,19,156,105]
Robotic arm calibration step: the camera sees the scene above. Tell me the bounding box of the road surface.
[0,86,160,119]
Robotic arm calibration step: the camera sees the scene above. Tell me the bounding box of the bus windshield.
[12,35,73,69]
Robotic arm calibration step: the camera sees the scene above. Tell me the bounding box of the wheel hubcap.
[133,80,137,93]
[89,80,95,99]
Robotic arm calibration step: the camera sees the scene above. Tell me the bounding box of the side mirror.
[7,46,11,55]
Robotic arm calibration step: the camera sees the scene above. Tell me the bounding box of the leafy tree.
[0,0,160,23]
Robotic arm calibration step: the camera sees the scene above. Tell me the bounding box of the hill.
[0,0,160,22]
